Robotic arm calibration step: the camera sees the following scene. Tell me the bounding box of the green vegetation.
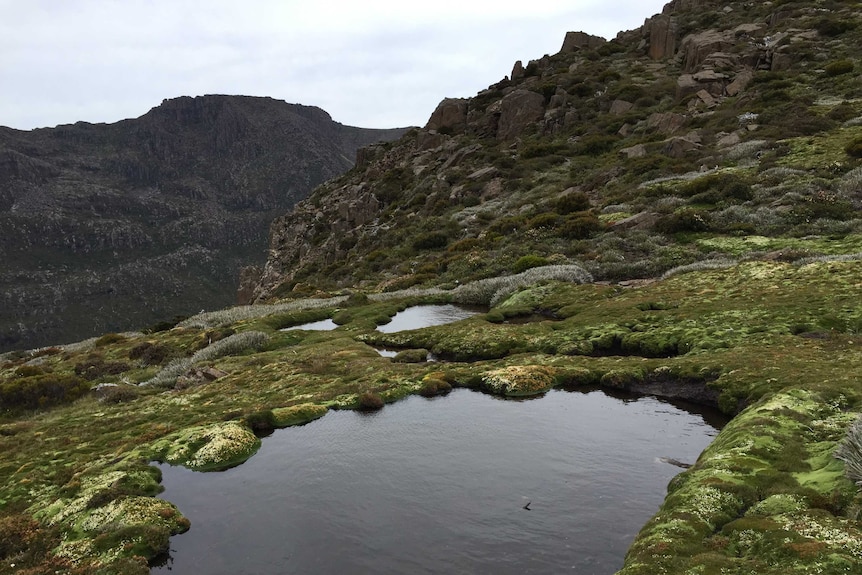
[2,260,862,572]
[5,1,862,573]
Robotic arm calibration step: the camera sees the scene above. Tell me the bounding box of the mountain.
[3,2,862,575]
[0,95,408,352]
[251,0,862,300]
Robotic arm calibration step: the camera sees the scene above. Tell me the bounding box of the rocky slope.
[252,0,862,301]
[0,95,407,352]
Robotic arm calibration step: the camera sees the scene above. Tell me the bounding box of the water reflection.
[280,318,338,331]
[153,388,725,575]
[376,304,482,333]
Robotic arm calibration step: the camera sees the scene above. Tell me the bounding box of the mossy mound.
[272,403,328,427]
[148,422,261,472]
[619,389,862,574]
[481,365,557,396]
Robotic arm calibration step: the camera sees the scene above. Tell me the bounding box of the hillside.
[251,0,862,300]
[0,95,407,352]
[3,1,862,574]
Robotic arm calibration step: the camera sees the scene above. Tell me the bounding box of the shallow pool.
[153,388,724,574]
[376,304,482,333]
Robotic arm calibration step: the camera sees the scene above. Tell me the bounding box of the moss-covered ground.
[2,259,862,573]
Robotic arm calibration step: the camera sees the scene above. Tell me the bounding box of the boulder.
[647,112,687,135]
[560,31,606,53]
[676,74,702,99]
[679,29,735,73]
[717,132,742,148]
[646,14,677,60]
[619,144,648,159]
[663,136,701,158]
[696,89,717,108]
[415,130,447,151]
[497,90,546,141]
[511,60,525,82]
[612,211,659,231]
[610,99,635,115]
[726,69,755,97]
[425,98,469,133]
[236,266,263,305]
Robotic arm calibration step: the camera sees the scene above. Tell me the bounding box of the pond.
[153,388,724,575]
[376,304,482,333]
[280,318,339,331]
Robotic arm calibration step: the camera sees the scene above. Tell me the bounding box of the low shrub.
[574,135,618,156]
[815,17,856,37]
[244,410,277,435]
[74,357,131,380]
[392,349,429,363]
[527,212,560,230]
[143,315,190,334]
[95,333,127,347]
[0,374,89,410]
[412,231,449,251]
[128,341,175,365]
[555,191,591,214]
[357,391,384,411]
[825,60,855,77]
[95,384,141,404]
[656,209,712,234]
[846,137,862,159]
[420,377,452,397]
[488,215,526,236]
[681,173,753,203]
[513,255,550,274]
[559,213,603,239]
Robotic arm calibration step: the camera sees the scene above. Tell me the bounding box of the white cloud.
[0,0,668,130]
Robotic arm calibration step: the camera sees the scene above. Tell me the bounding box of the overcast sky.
[0,0,669,131]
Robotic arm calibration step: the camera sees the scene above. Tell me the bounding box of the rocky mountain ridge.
[0,95,407,351]
[251,0,862,302]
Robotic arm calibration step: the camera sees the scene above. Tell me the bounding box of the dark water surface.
[153,389,724,575]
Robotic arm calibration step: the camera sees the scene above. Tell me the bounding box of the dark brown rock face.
[646,14,677,60]
[560,31,606,52]
[0,95,407,351]
[425,98,469,134]
[497,90,546,141]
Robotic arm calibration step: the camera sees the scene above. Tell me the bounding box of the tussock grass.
[794,252,862,266]
[660,259,738,280]
[179,297,349,329]
[450,265,593,306]
[143,331,269,387]
[835,415,862,486]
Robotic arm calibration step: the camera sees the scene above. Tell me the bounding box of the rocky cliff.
[252,0,862,301]
[0,95,407,351]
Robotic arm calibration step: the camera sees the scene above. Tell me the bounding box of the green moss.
[481,365,557,396]
[148,422,261,472]
[271,403,328,427]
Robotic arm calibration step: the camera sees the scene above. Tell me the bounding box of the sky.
[0,0,669,131]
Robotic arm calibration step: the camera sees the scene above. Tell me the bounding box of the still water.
[376,304,481,333]
[154,389,723,574]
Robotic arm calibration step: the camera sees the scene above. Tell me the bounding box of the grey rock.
[426,98,469,134]
[560,31,606,53]
[497,90,546,141]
